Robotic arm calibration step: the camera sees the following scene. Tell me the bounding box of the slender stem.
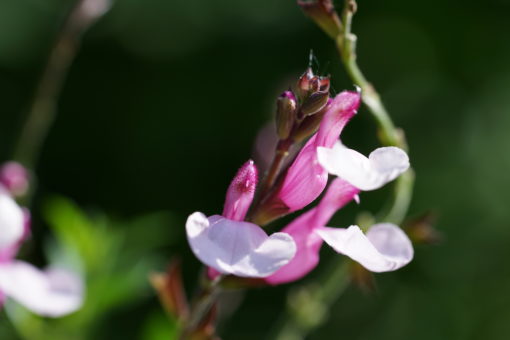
[258,139,293,200]
[12,0,110,170]
[338,0,405,149]
[380,169,415,225]
[247,138,293,223]
[179,275,222,340]
[270,261,350,340]
[337,0,414,226]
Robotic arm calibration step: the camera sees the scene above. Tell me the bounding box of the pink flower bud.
[276,91,297,140]
[0,162,29,197]
[222,160,258,221]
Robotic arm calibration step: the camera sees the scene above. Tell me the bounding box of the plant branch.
[12,0,111,170]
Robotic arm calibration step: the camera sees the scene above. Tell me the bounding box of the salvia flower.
[0,189,83,317]
[186,160,297,278]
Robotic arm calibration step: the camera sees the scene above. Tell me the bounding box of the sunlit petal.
[186,212,296,277]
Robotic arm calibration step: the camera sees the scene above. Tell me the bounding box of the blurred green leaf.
[141,311,179,340]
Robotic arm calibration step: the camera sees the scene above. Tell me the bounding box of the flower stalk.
[13,0,111,171]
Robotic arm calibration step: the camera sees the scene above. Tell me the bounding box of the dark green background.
[1,0,510,339]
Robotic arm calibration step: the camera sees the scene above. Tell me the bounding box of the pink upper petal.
[315,91,361,148]
[276,135,329,212]
[0,261,83,317]
[222,160,258,221]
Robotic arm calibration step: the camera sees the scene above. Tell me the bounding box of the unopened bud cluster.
[275,68,331,142]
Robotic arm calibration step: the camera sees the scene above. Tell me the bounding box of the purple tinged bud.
[0,162,29,197]
[276,91,297,140]
[309,76,321,93]
[319,77,331,92]
[297,68,315,98]
[300,91,329,117]
[298,0,343,39]
[293,99,331,143]
[403,212,442,245]
[222,160,258,221]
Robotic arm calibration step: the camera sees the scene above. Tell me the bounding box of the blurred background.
[1,0,510,339]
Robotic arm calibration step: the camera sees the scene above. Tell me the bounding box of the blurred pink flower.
[0,189,83,317]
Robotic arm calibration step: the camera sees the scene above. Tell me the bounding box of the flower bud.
[222,160,258,221]
[319,76,331,92]
[300,91,329,117]
[0,162,29,197]
[298,0,343,39]
[309,76,321,93]
[403,212,442,245]
[350,261,376,294]
[150,259,189,321]
[297,68,314,99]
[276,91,297,140]
[293,100,330,143]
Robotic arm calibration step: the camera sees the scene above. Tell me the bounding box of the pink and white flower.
[0,188,83,317]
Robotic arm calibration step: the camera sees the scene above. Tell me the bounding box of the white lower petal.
[316,223,413,272]
[0,190,24,251]
[186,212,296,278]
[0,261,83,317]
[317,142,409,191]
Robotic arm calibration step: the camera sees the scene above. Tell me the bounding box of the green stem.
[379,169,415,225]
[178,275,222,340]
[12,0,110,170]
[338,0,405,149]
[270,261,350,340]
